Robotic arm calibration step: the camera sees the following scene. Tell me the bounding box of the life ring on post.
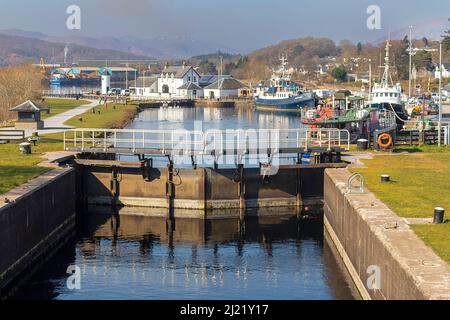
[378,133,393,149]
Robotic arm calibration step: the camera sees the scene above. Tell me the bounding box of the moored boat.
[255,55,316,113]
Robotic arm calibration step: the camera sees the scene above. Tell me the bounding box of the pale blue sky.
[0,0,449,52]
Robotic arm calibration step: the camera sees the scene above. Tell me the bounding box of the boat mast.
[280,54,288,78]
[380,40,393,88]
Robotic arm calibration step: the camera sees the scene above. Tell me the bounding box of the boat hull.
[255,96,315,113]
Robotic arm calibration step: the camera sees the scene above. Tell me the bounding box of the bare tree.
[0,64,44,124]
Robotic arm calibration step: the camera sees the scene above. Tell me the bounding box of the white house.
[204,77,249,99]
[158,63,201,96]
[435,63,450,79]
[130,76,158,97]
[177,82,204,99]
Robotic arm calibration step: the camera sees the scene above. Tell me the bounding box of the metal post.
[438,40,443,147]
[409,26,413,100]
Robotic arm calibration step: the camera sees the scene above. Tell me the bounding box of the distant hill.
[373,17,450,44]
[225,37,343,81]
[0,33,150,67]
[0,29,235,60]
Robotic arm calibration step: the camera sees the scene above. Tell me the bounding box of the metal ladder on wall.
[346,173,364,194]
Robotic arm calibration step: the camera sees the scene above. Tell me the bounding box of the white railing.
[63,128,350,154]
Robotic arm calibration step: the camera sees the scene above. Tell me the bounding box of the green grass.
[0,102,139,195]
[41,98,90,119]
[64,103,138,129]
[411,223,450,265]
[351,153,450,218]
[0,140,59,194]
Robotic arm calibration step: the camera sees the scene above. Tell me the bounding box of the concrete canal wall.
[78,160,337,215]
[324,168,450,300]
[0,168,76,297]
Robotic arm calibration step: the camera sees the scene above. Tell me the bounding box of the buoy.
[381,174,390,183]
[378,133,393,149]
[433,207,445,224]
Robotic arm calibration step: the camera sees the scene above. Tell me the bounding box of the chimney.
[164,61,169,70]
[182,61,186,69]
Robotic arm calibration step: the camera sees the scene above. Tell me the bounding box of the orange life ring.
[378,133,393,149]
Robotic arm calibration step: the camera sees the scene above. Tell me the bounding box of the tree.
[444,18,450,52]
[391,37,410,80]
[293,44,305,56]
[197,60,217,75]
[412,50,433,71]
[422,37,429,47]
[0,64,43,123]
[332,66,347,82]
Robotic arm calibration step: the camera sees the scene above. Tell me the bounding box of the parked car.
[120,89,130,96]
[108,88,121,95]
[430,92,447,102]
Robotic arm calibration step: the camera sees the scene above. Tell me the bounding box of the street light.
[409,25,414,99]
[438,35,446,147]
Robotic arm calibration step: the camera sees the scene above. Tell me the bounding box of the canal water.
[12,209,357,300]
[118,105,307,167]
[11,106,357,300]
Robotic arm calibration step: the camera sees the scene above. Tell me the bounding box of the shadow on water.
[11,206,357,300]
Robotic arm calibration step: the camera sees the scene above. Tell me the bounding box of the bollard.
[433,207,445,224]
[19,142,32,155]
[381,174,390,183]
[357,139,369,151]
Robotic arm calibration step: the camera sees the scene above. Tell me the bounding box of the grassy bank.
[351,151,450,218]
[351,148,450,265]
[0,102,138,196]
[41,98,90,119]
[412,224,450,264]
[64,103,138,129]
[0,138,62,194]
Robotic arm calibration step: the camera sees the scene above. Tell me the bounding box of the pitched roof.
[130,76,158,87]
[161,65,197,78]
[204,78,249,90]
[199,74,232,87]
[10,100,49,112]
[177,82,202,90]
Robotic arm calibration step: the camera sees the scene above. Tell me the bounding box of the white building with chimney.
[158,63,201,96]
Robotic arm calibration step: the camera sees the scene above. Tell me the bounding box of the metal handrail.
[347,173,364,194]
[63,128,351,154]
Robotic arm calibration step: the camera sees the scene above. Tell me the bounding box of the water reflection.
[129,106,303,131]
[12,207,356,300]
[118,106,305,167]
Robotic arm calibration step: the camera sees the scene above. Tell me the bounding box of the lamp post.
[438,38,443,146]
[409,25,413,100]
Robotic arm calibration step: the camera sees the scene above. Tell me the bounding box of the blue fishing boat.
[255,55,316,113]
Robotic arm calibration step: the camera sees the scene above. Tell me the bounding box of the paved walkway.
[1,99,99,137]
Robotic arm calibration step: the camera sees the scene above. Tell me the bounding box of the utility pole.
[126,62,129,90]
[438,39,443,146]
[218,55,223,99]
[369,59,372,108]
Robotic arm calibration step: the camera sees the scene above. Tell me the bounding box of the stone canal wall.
[79,160,336,215]
[324,168,450,300]
[0,168,76,297]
